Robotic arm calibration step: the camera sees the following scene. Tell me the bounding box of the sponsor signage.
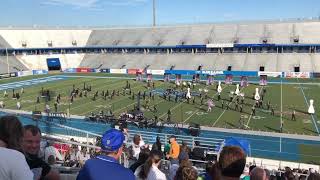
[146,70,165,75]
[206,43,234,48]
[200,70,224,75]
[258,71,282,77]
[110,69,127,74]
[17,71,33,77]
[285,72,310,78]
[32,70,48,75]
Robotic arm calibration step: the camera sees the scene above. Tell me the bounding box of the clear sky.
[0,0,320,27]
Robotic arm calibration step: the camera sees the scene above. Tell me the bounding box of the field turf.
[0,73,319,136]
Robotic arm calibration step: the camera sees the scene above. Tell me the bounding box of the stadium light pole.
[153,0,156,26]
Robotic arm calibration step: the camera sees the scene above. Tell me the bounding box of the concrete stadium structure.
[1,19,320,73]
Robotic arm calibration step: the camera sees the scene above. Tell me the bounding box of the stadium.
[1,11,320,180]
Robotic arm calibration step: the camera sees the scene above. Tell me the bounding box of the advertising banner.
[258,71,282,77]
[147,70,165,75]
[206,43,234,48]
[128,69,138,75]
[100,69,110,73]
[32,70,48,75]
[76,68,90,73]
[64,68,76,73]
[223,71,258,77]
[285,72,310,78]
[17,71,33,77]
[110,69,127,74]
[200,70,224,76]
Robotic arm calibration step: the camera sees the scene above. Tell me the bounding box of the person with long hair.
[0,115,33,180]
[138,150,166,180]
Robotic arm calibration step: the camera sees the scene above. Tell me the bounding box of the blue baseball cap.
[101,129,125,152]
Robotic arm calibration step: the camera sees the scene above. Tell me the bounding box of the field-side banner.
[146,70,165,75]
[258,71,282,77]
[63,68,76,73]
[110,69,127,74]
[285,72,310,78]
[32,70,48,75]
[17,71,33,77]
[223,71,258,77]
[200,70,224,76]
[128,69,138,75]
[100,69,110,73]
[206,43,234,48]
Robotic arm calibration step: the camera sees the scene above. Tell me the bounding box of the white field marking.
[212,86,246,127]
[183,86,228,124]
[246,87,264,127]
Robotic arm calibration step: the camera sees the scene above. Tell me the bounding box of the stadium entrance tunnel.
[46,58,61,71]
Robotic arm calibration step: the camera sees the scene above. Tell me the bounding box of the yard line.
[297,79,320,135]
[212,86,246,127]
[183,86,228,124]
[159,99,187,119]
[246,86,264,127]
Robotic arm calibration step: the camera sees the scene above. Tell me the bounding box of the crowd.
[0,115,319,180]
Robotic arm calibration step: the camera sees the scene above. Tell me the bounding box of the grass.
[0,73,319,136]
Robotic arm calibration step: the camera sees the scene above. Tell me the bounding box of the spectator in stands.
[191,141,205,166]
[166,135,180,165]
[138,149,166,180]
[23,124,60,180]
[169,159,193,180]
[250,167,268,180]
[174,166,198,180]
[44,140,63,163]
[283,167,295,180]
[77,129,135,180]
[308,172,320,180]
[178,142,190,162]
[152,136,162,152]
[130,148,150,173]
[0,116,33,180]
[218,146,246,180]
[209,163,221,180]
[131,134,145,160]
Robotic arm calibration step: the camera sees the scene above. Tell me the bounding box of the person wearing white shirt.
[137,150,166,180]
[0,116,33,180]
[131,134,145,160]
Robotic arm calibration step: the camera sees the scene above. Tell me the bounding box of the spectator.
[23,125,60,180]
[169,159,193,180]
[209,163,221,180]
[152,136,162,152]
[191,141,205,162]
[250,167,268,180]
[308,172,320,180]
[130,148,150,173]
[44,140,63,163]
[174,166,198,180]
[166,135,180,165]
[218,146,246,180]
[131,134,145,160]
[179,141,190,162]
[0,116,33,180]
[138,150,166,180]
[77,129,135,180]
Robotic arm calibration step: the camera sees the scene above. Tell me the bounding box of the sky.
[0,0,320,27]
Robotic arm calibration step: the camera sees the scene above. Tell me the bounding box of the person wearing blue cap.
[76,129,135,180]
